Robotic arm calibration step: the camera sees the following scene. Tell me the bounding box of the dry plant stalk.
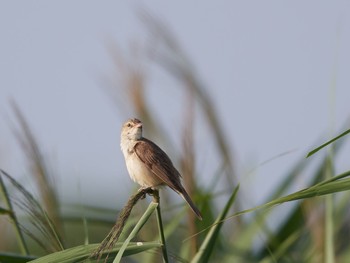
[91,187,156,262]
[0,169,63,252]
[142,11,237,188]
[181,86,200,256]
[9,101,63,239]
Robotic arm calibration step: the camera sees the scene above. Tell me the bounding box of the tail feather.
[179,190,202,220]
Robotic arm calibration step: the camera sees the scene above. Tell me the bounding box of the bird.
[120,118,202,220]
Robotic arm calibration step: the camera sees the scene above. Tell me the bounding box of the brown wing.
[135,138,203,220]
[134,138,182,193]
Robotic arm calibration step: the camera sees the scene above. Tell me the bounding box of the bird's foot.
[138,187,154,199]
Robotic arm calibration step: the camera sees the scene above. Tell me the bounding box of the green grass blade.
[325,154,335,263]
[191,185,239,263]
[256,148,339,258]
[259,230,302,263]
[0,206,12,214]
[155,195,169,263]
[0,253,36,263]
[229,170,350,221]
[306,128,350,157]
[113,201,159,262]
[234,157,307,255]
[0,170,29,255]
[29,242,161,263]
[1,169,63,252]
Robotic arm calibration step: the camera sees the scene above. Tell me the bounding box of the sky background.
[0,1,349,211]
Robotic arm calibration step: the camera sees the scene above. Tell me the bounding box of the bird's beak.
[135,123,142,128]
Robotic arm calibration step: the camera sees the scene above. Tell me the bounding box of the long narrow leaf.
[0,170,29,255]
[0,206,12,215]
[191,185,239,263]
[29,242,161,263]
[307,128,350,157]
[0,253,36,263]
[113,201,159,262]
[155,194,169,263]
[230,170,350,220]
[256,142,343,258]
[1,169,63,252]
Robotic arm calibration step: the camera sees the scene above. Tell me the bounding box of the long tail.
[179,188,202,220]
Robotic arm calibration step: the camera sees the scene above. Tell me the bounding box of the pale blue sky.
[0,1,349,209]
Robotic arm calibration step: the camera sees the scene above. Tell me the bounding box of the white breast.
[121,135,163,188]
[125,152,162,188]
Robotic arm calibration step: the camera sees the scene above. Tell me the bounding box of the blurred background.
[1,1,350,262]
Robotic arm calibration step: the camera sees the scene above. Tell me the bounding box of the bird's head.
[121,118,143,141]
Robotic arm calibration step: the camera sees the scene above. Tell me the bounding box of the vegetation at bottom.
[1,14,350,263]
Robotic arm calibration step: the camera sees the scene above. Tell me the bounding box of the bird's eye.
[127,123,131,128]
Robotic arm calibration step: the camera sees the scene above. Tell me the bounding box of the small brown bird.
[120,118,202,220]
